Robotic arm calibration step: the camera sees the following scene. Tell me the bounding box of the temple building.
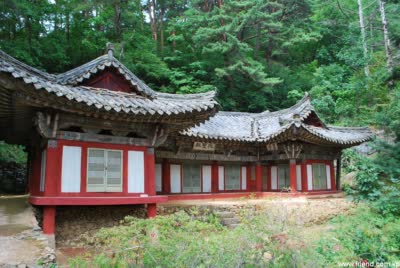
[0,47,373,238]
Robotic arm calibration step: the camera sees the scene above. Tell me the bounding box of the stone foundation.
[0,160,27,194]
[55,205,147,247]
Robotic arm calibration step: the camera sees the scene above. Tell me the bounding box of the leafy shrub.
[0,141,27,164]
[317,205,400,266]
[70,210,322,268]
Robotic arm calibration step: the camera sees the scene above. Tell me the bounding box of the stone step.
[214,211,235,218]
[227,223,241,229]
[221,217,240,225]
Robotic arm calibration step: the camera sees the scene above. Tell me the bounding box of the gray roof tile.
[0,50,218,117]
[182,94,374,146]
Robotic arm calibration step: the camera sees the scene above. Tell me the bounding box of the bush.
[69,210,322,268]
[317,205,400,266]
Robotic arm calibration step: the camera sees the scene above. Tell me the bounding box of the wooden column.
[44,140,61,196]
[146,148,156,196]
[211,161,219,193]
[162,159,171,194]
[255,163,263,192]
[289,159,297,192]
[301,161,308,192]
[147,203,157,218]
[336,154,342,191]
[42,206,56,235]
[246,163,252,191]
[330,161,336,191]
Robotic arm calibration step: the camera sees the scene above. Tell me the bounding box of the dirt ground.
[0,193,354,266]
[0,196,50,267]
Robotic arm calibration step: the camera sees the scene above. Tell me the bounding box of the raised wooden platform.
[29,196,168,206]
[161,191,342,202]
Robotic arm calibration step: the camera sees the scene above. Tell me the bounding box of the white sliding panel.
[170,164,181,193]
[202,165,212,193]
[241,166,247,190]
[296,165,302,191]
[271,166,278,190]
[155,164,162,192]
[40,149,47,192]
[128,151,145,193]
[61,146,82,193]
[218,166,225,191]
[326,165,332,190]
[307,164,313,191]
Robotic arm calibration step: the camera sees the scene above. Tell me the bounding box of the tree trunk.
[357,0,370,77]
[148,0,158,41]
[114,0,122,42]
[378,0,393,77]
[160,5,165,54]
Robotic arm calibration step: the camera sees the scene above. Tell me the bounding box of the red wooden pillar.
[211,161,219,193]
[162,159,171,194]
[255,163,263,192]
[289,159,297,192]
[45,141,61,196]
[301,161,308,192]
[43,206,56,235]
[146,148,156,196]
[330,161,336,191]
[147,203,157,218]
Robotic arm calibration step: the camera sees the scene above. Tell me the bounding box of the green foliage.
[317,205,400,266]
[1,0,398,116]
[70,210,321,268]
[0,141,27,164]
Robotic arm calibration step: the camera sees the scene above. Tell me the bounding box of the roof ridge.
[0,49,55,80]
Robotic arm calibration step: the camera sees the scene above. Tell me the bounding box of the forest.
[0,0,400,266]
[0,0,398,117]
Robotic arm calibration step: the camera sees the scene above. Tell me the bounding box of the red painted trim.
[211,161,219,193]
[330,161,336,190]
[301,162,308,192]
[147,203,157,218]
[45,142,61,196]
[29,196,168,206]
[162,159,171,193]
[246,164,252,191]
[289,159,297,192]
[42,206,56,235]
[30,139,158,202]
[84,70,134,93]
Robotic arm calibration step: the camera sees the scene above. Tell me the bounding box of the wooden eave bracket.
[283,142,303,159]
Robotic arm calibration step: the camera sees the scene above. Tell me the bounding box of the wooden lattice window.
[87,149,122,192]
[182,163,201,193]
[225,165,241,190]
[312,163,327,190]
[278,164,290,189]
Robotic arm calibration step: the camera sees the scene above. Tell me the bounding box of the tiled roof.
[181,94,373,146]
[56,54,157,97]
[0,50,218,117]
